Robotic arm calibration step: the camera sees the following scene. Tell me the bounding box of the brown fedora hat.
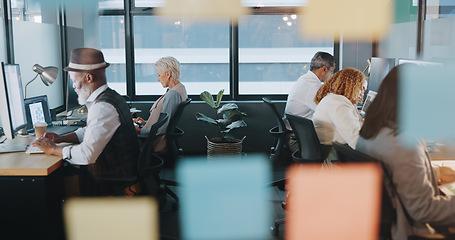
[64,48,110,72]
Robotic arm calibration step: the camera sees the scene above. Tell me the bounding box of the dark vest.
[88,88,140,178]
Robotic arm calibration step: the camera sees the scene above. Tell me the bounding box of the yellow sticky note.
[156,0,250,22]
[300,0,392,41]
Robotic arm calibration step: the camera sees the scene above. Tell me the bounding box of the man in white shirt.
[32,48,140,196]
[284,52,336,152]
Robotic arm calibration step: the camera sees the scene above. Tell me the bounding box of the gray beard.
[77,85,90,105]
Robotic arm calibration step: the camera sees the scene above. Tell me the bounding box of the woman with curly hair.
[312,68,367,149]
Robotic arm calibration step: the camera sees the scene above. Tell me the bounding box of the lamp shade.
[24,64,59,98]
[32,64,58,86]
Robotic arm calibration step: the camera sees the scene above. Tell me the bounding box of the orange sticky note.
[286,163,382,240]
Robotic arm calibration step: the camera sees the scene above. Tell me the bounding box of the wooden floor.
[158,166,288,240]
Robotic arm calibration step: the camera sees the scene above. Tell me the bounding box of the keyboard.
[25,145,44,154]
[47,125,80,135]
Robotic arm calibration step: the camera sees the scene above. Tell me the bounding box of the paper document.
[439,182,455,196]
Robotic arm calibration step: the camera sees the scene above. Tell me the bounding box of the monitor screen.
[66,76,81,112]
[24,95,52,132]
[0,62,27,139]
[368,57,396,92]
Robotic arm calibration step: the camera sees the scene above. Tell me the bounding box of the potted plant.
[195,89,247,158]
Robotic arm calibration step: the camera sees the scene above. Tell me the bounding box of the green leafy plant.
[195,89,247,141]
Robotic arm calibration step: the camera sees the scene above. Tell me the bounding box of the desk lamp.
[24,64,58,98]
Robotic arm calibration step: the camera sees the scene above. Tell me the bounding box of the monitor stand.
[17,127,28,136]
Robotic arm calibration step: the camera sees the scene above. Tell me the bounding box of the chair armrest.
[167,127,184,138]
[269,126,287,136]
[161,179,179,186]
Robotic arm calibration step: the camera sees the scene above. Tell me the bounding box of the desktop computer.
[0,62,29,152]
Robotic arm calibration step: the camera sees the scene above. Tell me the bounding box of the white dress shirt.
[312,93,362,149]
[62,84,121,165]
[285,71,323,120]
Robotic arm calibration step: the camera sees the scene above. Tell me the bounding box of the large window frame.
[99,1,339,101]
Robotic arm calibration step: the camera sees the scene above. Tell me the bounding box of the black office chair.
[333,142,393,239]
[285,114,331,163]
[261,97,292,165]
[91,113,170,198]
[262,98,292,191]
[271,114,332,235]
[163,98,192,168]
[137,113,179,210]
[332,142,455,240]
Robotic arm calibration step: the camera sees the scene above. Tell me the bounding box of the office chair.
[333,142,393,239]
[271,114,332,235]
[262,98,292,191]
[285,114,331,163]
[91,113,171,199]
[136,113,180,210]
[163,98,192,168]
[261,97,292,165]
[332,142,455,240]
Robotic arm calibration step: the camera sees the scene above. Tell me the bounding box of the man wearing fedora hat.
[32,48,140,196]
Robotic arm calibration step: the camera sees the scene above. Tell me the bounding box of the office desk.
[0,136,65,240]
[429,142,455,161]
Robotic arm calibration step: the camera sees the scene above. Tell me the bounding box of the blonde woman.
[312,68,366,149]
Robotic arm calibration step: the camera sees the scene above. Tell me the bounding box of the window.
[238,14,333,95]
[426,1,455,19]
[98,0,335,100]
[99,0,124,10]
[100,15,127,95]
[10,0,42,23]
[422,1,455,60]
[133,16,229,95]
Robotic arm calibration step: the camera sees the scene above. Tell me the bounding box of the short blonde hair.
[155,56,181,81]
[314,68,365,105]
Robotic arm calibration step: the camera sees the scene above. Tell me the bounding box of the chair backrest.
[165,98,192,136]
[332,142,394,240]
[165,98,192,161]
[333,141,378,163]
[285,114,324,162]
[138,113,168,196]
[262,97,286,133]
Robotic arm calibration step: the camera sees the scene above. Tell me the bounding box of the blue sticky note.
[177,154,271,240]
[399,61,455,145]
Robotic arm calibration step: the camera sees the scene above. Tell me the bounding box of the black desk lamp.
[24,64,58,98]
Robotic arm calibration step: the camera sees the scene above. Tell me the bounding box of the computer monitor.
[398,58,443,67]
[368,57,395,92]
[24,95,52,133]
[66,76,81,113]
[0,62,27,139]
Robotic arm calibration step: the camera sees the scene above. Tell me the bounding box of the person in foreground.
[32,48,140,196]
[356,64,455,239]
[133,56,187,154]
[312,68,367,150]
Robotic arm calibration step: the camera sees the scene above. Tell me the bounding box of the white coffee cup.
[34,122,47,138]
